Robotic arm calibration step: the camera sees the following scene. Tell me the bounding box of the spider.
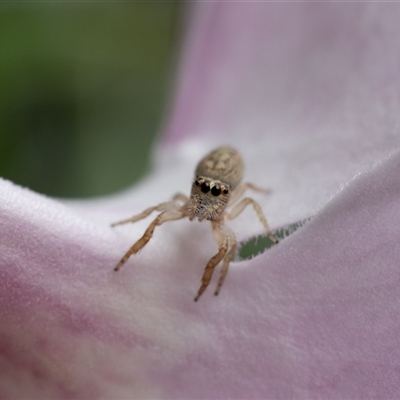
[112,146,278,301]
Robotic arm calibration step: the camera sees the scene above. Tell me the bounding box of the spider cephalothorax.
[186,176,231,221]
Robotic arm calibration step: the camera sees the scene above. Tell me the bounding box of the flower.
[1,3,400,398]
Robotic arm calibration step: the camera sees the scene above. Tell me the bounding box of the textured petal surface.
[1,3,400,399]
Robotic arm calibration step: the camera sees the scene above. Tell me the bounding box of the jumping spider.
[112,146,278,301]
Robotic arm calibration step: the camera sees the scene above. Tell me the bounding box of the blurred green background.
[0,3,181,198]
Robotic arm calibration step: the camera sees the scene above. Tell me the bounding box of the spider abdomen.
[195,147,244,190]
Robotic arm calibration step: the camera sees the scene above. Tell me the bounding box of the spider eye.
[201,182,210,193]
[194,179,200,186]
[223,188,229,195]
[211,186,221,196]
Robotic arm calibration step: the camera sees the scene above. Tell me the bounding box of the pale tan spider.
[112,146,278,301]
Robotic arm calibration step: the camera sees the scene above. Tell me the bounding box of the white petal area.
[166,3,400,146]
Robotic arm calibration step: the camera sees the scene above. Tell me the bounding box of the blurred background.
[0,3,181,198]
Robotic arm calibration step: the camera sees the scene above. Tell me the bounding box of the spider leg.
[111,192,188,227]
[194,220,229,301]
[114,209,185,271]
[228,182,270,206]
[225,197,278,244]
[214,224,236,296]
[171,193,189,203]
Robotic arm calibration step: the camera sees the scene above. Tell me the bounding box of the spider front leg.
[111,193,188,227]
[214,224,236,296]
[225,197,278,244]
[194,221,233,301]
[113,209,185,271]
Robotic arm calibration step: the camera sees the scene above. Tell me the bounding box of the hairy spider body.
[112,146,277,301]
